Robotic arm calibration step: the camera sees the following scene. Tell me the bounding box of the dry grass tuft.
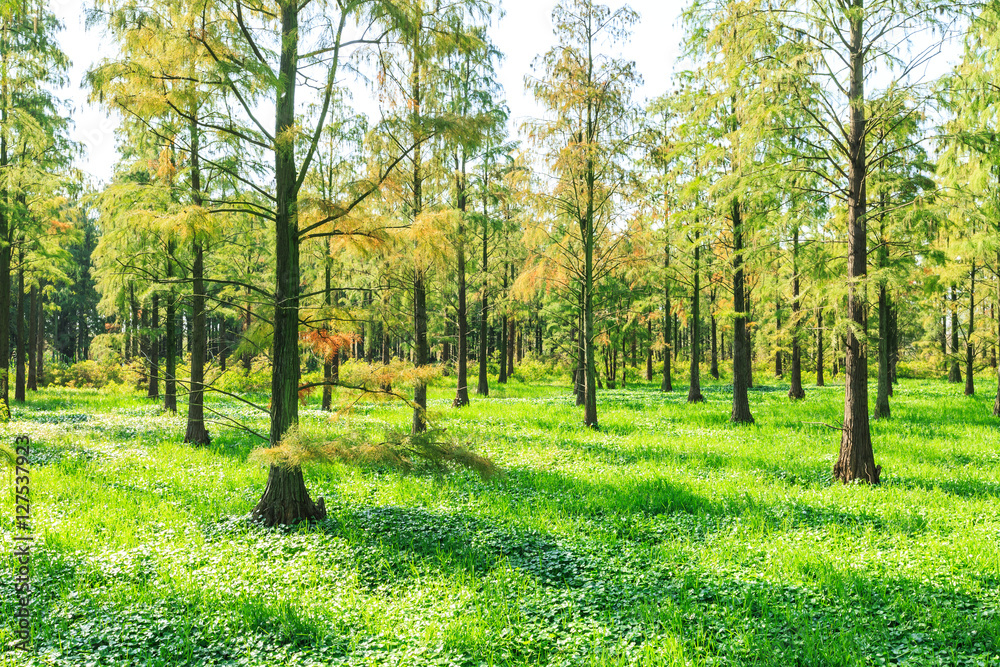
[250,427,496,479]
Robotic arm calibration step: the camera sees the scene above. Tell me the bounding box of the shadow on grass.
[886,475,1000,500]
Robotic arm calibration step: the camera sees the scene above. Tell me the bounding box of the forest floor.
[0,377,999,666]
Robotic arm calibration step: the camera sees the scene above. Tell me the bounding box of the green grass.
[1,376,999,666]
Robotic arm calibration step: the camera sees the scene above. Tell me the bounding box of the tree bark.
[506,315,515,379]
[994,252,1000,415]
[184,117,210,445]
[322,257,333,412]
[688,232,704,403]
[949,284,961,383]
[710,310,719,380]
[834,4,879,485]
[35,289,43,389]
[731,198,753,424]
[476,167,489,397]
[789,228,804,400]
[966,262,976,397]
[164,246,177,413]
[775,299,783,378]
[148,293,159,399]
[185,239,210,444]
[14,245,25,403]
[875,283,891,419]
[27,285,37,391]
[253,1,325,527]
[646,319,653,381]
[661,243,673,392]
[816,309,824,387]
[453,200,470,406]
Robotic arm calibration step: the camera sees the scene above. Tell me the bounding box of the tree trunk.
[688,232,704,403]
[130,285,139,361]
[148,293,159,399]
[410,52,429,433]
[14,247,25,403]
[949,284,961,383]
[27,285,37,392]
[454,207,470,406]
[253,2,325,527]
[413,270,429,432]
[0,128,9,409]
[710,309,719,380]
[251,464,326,526]
[185,240,210,444]
[476,180,489,397]
[661,243,673,392]
[731,199,753,424]
[775,299,783,378]
[322,258,333,411]
[834,7,879,485]
[788,228,804,400]
[646,319,653,381]
[506,316,515,379]
[875,283,891,419]
[498,311,508,384]
[966,262,976,397]
[889,301,898,390]
[994,252,1000,415]
[183,117,210,445]
[816,309,825,387]
[35,290,44,388]
[164,247,177,413]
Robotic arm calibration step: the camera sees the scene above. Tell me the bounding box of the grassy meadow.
[0,374,999,666]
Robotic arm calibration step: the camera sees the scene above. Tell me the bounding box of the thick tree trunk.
[184,118,210,445]
[253,2,324,527]
[185,240,210,444]
[834,7,879,485]
[688,234,704,403]
[731,199,753,424]
[251,465,326,526]
[15,248,25,403]
[148,293,159,399]
[789,228,804,400]
[27,285,37,392]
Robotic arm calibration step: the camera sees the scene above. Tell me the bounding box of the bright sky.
[51,1,686,185]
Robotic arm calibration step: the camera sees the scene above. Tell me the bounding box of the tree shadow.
[885,475,1000,500]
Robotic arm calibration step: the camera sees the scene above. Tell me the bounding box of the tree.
[528,0,639,429]
[761,0,963,483]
